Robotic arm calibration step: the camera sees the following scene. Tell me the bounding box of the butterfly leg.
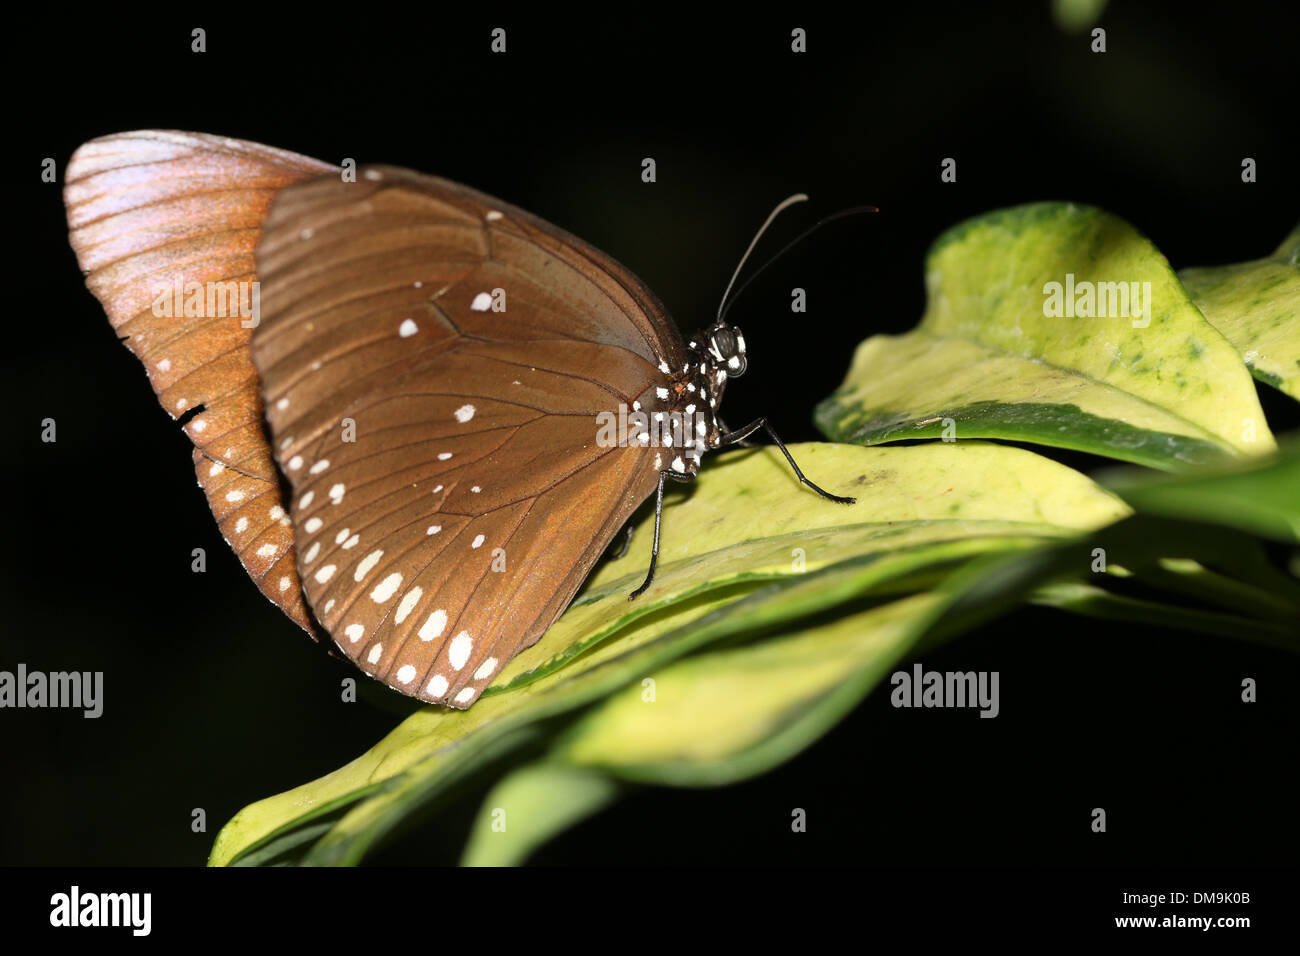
[608,522,634,560]
[718,418,856,504]
[715,416,755,448]
[629,470,697,600]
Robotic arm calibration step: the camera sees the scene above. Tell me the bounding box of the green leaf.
[479,533,1226,855]
[936,513,1300,656]
[295,557,970,865]
[1137,558,1300,622]
[208,784,388,869]
[493,440,1129,691]
[211,442,1125,866]
[1104,441,1300,543]
[1180,225,1300,400]
[553,592,946,786]
[554,511,1293,795]
[815,202,1275,469]
[1033,581,1298,645]
[459,763,620,866]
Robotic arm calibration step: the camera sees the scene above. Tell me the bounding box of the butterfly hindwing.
[253,166,681,706]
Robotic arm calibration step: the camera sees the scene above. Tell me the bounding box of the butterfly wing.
[64,131,337,634]
[253,165,682,706]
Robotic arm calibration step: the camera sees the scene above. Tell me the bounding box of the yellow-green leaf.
[816,202,1275,469]
[293,557,972,865]
[554,592,945,786]
[211,442,1124,866]
[1180,225,1300,400]
[459,763,620,867]
[495,440,1129,690]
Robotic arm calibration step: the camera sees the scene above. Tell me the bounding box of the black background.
[4,1,1299,876]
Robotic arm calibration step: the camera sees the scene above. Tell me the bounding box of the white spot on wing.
[371,572,403,603]
[395,586,423,624]
[419,609,447,641]
[354,549,384,581]
[449,632,473,670]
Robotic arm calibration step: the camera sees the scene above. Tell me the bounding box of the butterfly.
[65,130,852,708]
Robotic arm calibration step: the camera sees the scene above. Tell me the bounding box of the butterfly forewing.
[64,131,337,634]
[253,166,681,706]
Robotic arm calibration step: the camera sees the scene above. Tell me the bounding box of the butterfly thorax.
[639,321,747,477]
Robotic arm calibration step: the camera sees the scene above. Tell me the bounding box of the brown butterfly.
[65,131,851,708]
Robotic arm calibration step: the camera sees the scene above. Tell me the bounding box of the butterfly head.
[704,323,747,378]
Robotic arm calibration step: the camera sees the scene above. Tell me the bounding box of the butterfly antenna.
[715,193,809,324]
[718,203,878,325]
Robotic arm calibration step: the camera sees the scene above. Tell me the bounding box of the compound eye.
[710,327,738,360]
